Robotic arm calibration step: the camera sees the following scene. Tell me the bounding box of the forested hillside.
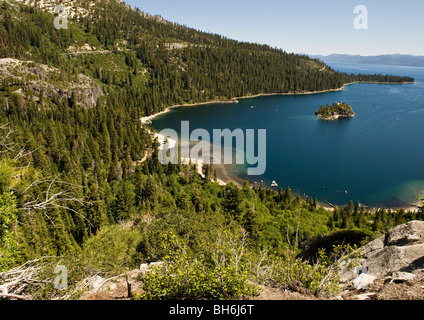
[0,0,420,300]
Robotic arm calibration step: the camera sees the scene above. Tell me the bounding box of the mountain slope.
[310,54,424,68]
[2,0,413,114]
[0,0,422,301]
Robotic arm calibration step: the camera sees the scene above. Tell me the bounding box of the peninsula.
[315,102,355,120]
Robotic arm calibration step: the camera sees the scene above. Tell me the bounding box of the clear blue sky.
[123,0,424,56]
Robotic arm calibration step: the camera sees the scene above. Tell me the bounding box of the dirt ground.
[78,275,424,301]
[246,285,316,300]
[341,278,424,300]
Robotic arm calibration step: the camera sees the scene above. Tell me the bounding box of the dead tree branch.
[19,175,94,227]
[0,257,57,300]
[1,123,94,228]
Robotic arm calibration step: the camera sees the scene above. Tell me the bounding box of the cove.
[151,63,424,208]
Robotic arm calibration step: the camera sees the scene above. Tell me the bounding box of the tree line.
[0,0,420,298]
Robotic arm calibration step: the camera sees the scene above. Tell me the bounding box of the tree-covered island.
[315,102,355,120]
[0,0,422,301]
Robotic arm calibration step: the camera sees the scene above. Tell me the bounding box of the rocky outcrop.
[0,58,103,109]
[361,221,424,278]
[78,262,163,300]
[339,221,424,299]
[15,0,95,20]
[78,269,144,300]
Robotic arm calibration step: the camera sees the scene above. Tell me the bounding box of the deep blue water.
[152,62,424,208]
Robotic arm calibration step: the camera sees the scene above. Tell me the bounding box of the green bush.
[81,223,143,273]
[265,245,361,297]
[134,230,260,300]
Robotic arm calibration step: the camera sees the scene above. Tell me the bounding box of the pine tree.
[85,179,108,234]
[282,187,293,206]
[112,181,135,222]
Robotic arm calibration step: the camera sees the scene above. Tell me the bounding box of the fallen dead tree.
[0,257,56,300]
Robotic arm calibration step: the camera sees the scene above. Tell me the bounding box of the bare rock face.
[341,221,424,283]
[0,58,104,109]
[363,244,424,279]
[385,221,424,246]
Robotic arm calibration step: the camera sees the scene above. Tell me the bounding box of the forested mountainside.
[0,0,420,300]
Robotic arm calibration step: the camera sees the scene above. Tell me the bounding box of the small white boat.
[270,181,278,187]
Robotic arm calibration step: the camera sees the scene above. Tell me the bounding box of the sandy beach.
[143,127,244,187]
[139,84,358,188]
[145,124,422,212]
[139,82,422,212]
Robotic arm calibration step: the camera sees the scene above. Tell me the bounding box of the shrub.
[82,223,143,273]
[134,230,260,300]
[265,244,361,297]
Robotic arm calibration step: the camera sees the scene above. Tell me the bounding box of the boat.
[270,181,278,187]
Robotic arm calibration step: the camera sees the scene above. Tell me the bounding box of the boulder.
[391,271,416,283]
[0,58,104,109]
[363,244,424,278]
[385,221,424,246]
[352,273,376,290]
[139,262,163,277]
[361,235,385,257]
[340,221,424,283]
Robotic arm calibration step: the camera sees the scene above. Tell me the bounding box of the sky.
[123,0,424,56]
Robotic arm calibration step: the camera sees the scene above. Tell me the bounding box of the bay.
[151,62,424,208]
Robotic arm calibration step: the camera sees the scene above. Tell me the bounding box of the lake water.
[151,62,424,208]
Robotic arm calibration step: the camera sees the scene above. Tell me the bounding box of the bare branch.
[0,124,18,153]
[0,256,58,300]
[13,139,36,162]
[0,124,94,231]
[0,293,30,300]
[93,273,127,293]
[18,174,94,228]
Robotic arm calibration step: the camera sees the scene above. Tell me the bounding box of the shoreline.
[140,82,361,125]
[140,81,420,213]
[140,100,239,125]
[146,125,422,213]
[144,128,243,187]
[140,80,414,125]
[149,124,422,213]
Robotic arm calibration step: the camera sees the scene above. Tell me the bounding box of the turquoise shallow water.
[151,63,424,208]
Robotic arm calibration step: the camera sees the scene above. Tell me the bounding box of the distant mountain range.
[309,54,424,68]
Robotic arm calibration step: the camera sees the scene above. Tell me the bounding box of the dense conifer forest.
[315,102,355,119]
[0,0,420,299]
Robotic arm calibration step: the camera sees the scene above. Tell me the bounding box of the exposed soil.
[341,277,424,300]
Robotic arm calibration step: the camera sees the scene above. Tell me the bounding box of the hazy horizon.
[309,53,424,57]
[123,0,424,57]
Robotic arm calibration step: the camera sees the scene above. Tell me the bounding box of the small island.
[315,102,355,120]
